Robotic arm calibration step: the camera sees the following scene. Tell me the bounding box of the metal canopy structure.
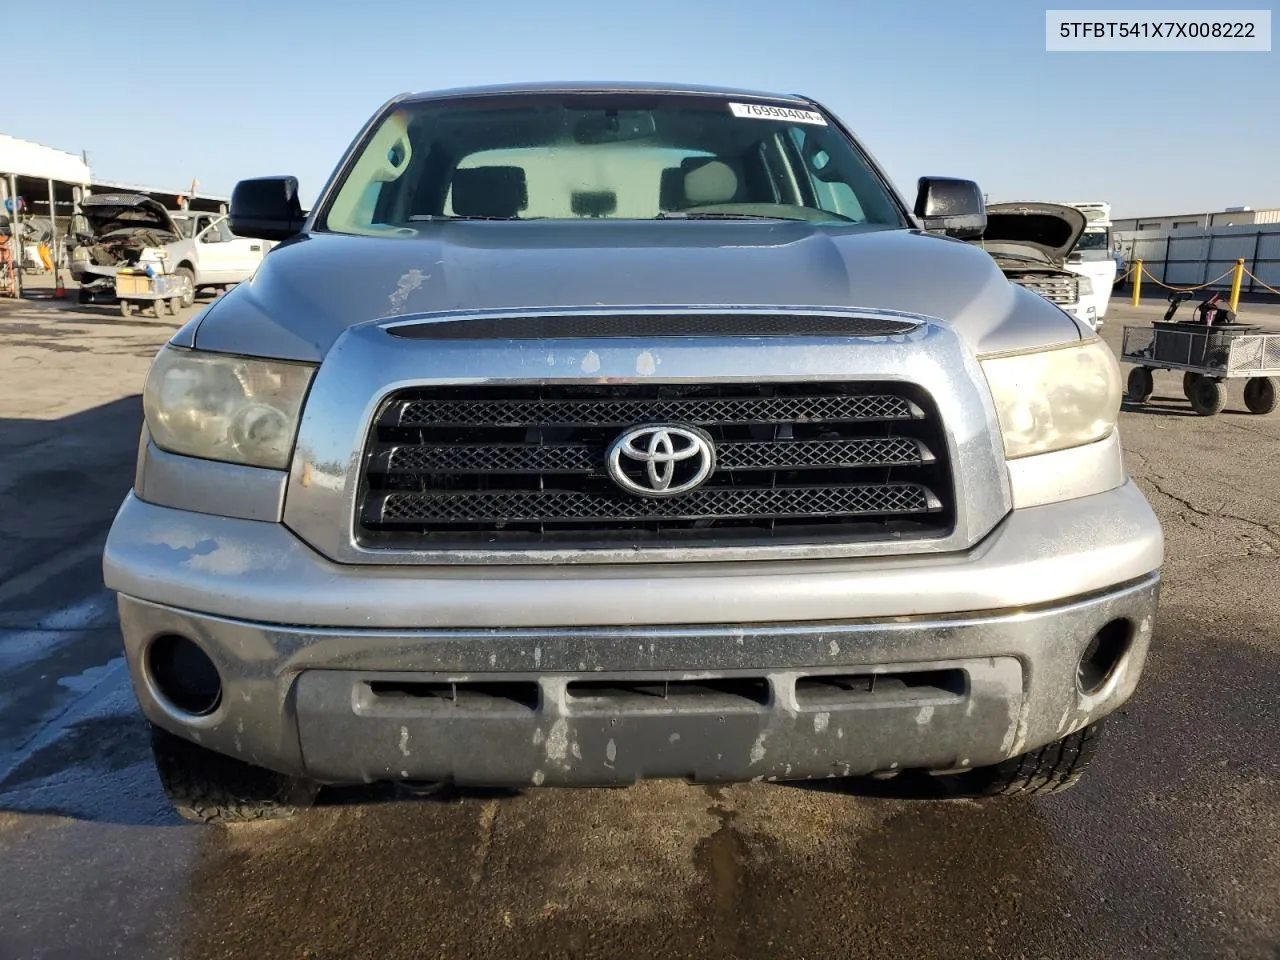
[1,133,228,296]
[0,135,91,295]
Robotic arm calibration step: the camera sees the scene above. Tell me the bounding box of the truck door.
[196,216,265,285]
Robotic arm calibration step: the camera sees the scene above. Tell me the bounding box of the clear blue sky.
[8,0,1276,217]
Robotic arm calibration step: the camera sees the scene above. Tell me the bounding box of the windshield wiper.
[655,211,795,221]
[408,214,542,222]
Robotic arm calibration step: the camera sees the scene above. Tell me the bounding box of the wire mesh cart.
[1121,321,1280,416]
[115,268,188,318]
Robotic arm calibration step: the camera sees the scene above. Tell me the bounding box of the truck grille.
[1013,273,1079,305]
[357,383,954,550]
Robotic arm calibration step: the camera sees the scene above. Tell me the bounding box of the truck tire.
[149,723,318,824]
[174,266,196,308]
[1182,371,1201,398]
[1243,376,1277,415]
[1126,367,1154,403]
[949,722,1104,798]
[1188,377,1227,416]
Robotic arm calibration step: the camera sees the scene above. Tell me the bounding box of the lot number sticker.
[728,102,827,125]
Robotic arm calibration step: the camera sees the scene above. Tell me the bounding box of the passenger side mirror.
[229,176,304,241]
[913,177,986,239]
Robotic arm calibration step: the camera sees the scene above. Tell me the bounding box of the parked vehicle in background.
[183,213,270,288]
[69,195,193,303]
[976,201,1099,329]
[1063,201,1118,326]
[68,196,268,306]
[170,210,222,240]
[1113,249,1129,287]
[104,82,1162,823]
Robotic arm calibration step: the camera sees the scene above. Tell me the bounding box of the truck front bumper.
[105,481,1162,786]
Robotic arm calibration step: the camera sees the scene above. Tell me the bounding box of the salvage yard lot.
[0,292,1277,960]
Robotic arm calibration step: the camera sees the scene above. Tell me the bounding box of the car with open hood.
[974,201,1100,328]
[102,82,1161,822]
[68,195,267,306]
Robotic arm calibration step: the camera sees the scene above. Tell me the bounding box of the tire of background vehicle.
[119,300,132,318]
[1243,376,1278,415]
[77,286,92,304]
[149,723,318,824]
[174,266,196,307]
[1126,366,1154,403]
[944,722,1105,798]
[1182,371,1201,398]
[170,297,183,315]
[1189,377,1227,416]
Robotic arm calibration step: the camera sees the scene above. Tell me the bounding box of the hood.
[976,202,1087,266]
[191,220,1085,361]
[78,193,179,236]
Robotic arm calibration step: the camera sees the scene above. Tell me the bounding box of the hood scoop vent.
[384,310,922,340]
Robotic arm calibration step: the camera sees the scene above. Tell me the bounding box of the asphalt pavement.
[0,287,1277,960]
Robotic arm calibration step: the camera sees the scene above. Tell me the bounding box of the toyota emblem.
[606,425,716,497]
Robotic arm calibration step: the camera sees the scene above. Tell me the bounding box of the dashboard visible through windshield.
[318,93,907,235]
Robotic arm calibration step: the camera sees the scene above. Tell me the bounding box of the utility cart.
[1122,293,1280,416]
[115,267,188,318]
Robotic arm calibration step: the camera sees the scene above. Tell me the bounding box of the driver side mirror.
[913,177,986,239]
[230,176,304,241]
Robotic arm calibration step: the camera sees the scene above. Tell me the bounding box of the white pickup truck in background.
[70,195,269,306]
[1062,201,1118,328]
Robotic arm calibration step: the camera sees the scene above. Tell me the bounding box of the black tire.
[1188,377,1227,416]
[1182,371,1201,398]
[149,723,317,824]
[174,266,196,307]
[1126,366,1154,403]
[1243,376,1278,415]
[77,285,92,304]
[947,722,1104,798]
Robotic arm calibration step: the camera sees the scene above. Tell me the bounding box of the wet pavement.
[1,291,1277,959]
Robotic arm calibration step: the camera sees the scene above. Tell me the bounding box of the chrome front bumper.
[105,481,1162,785]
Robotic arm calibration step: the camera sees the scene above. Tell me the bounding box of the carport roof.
[0,133,91,183]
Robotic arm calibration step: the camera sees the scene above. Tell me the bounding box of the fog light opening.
[1077,620,1132,696]
[147,634,223,717]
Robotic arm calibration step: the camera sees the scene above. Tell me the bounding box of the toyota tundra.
[103,82,1162,822]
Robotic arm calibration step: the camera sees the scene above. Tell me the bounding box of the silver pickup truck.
[103,82,1162,822]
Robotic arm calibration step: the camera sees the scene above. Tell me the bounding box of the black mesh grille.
[357,382,955,550]
[376,484,937,523]
[394,393,919,428]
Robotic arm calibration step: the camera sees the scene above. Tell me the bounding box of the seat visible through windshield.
[320,92,906,235]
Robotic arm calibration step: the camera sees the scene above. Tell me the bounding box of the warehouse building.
[1114,206,1280,232]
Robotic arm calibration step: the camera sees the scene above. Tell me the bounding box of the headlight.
[143,347,316,468]
[980,339,1121,459]
[1077,276,1094,297]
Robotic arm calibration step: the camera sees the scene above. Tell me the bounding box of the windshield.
[319,93,906,235]
[1074,228,1112,259]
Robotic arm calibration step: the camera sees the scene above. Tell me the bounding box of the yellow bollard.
[1131,260,1142,306]
[1229,258,1245,313]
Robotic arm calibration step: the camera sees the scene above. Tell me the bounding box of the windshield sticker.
[728,102,827,125]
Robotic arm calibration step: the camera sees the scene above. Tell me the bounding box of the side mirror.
[229,176,304,241]
[913,177,986,239]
